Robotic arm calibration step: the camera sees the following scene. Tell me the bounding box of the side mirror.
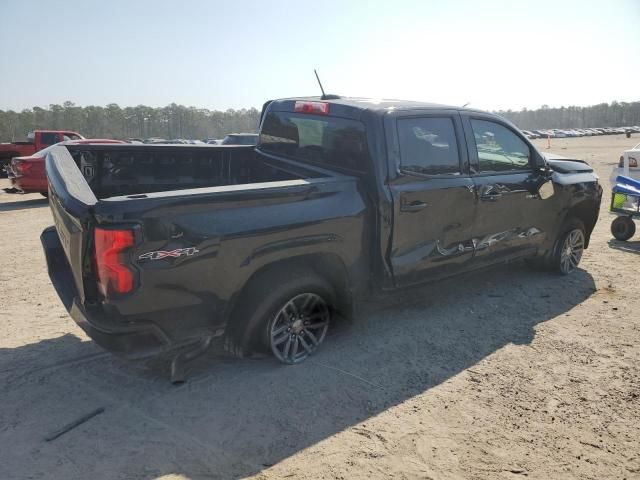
[532,151,546,170]
[535,155,554,199]
[538,180,555,199]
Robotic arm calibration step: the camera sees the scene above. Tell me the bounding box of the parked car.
[0,130,84,177]
[7,139,126,196]
[534,129,553,138]
[41,97,602,381]
[220,133,259,145]
[610,142,640,184]
[521,129,539,139]
[552,129,568,138]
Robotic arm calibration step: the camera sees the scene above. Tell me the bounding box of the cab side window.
[471,119,531,173]
[397,117,461,175]
[40,132,59,146]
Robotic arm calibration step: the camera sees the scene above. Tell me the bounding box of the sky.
[0,0,638,112]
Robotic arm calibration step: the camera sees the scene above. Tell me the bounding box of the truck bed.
[44,143,365,356]
[63,144,327,199]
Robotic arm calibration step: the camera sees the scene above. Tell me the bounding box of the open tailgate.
[46,145,97,302]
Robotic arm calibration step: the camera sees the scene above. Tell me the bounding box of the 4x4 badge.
[139,247,199,261]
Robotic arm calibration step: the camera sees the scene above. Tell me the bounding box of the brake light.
[294,101,330,115]
[13,159,33,175]
[94,228,135,296]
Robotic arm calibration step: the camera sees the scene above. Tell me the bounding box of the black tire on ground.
[0,160,9,178]
[227,269,335,364]
[40,192,49,198]
[550,218,586,275]
[611,216,636,241]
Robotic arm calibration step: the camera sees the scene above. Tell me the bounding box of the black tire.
[0,160,9,178]
[227,270,335,363]
[550,219,586,275]
[611,216,636,241]
[40,192,49,198]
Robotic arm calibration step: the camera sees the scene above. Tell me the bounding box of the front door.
[462,115,547,265]
[388,113,477,287]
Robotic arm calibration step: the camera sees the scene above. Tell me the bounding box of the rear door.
[387,111,477,287]
[462,114,546,264]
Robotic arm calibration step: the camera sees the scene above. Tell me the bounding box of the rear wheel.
[229,270,335,363]
[0,159,10,178]
[611,216,636,241]
[268,292,330,364]
[551,219,586,275]
[40,192,49,198]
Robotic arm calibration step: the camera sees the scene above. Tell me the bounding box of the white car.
[610,142,640,185]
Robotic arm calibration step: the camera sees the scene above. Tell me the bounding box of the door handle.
[400,201,428,212]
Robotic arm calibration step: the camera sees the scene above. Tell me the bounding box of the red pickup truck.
[7,139,125,195]
[0,130,84,176]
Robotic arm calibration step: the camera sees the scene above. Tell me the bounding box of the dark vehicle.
[41,97,602,380]
[220,133,258,145]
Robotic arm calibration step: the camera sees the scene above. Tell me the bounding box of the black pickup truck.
[42,97,602,378]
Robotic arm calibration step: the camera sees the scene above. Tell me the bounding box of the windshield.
[259,111,369,173]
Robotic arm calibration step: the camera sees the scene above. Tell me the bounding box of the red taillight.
[294,101,330,115]
[13,159,33,175]
[94,228,135,296]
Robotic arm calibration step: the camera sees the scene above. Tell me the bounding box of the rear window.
[221,135,258,146]
[259,111,369,173]
[40,132,59,146]
[397,117,461,175]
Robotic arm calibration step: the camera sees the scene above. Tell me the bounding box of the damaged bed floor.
[1,135,639,480]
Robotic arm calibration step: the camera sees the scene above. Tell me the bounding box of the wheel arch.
[562,201,597,248]
[231,253,353,318]
[223,253,354,356]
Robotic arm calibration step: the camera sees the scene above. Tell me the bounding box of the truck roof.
[269,96,481,116]
[30,129,81,133]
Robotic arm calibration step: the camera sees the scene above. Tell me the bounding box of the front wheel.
[551,220,586,275]
[611,216,636,241]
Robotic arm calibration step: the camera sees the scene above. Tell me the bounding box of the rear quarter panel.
[91,177,372,342]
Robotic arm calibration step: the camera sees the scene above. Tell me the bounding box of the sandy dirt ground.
[0,135,639,480]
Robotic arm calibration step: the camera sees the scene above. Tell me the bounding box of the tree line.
[0,102,261,142]
[1,100,639,142]
[497,101,640,130]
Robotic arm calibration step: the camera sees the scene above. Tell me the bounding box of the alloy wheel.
[559,228,584,274]
[269,293,330,364]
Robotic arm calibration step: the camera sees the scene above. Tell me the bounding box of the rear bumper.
[41,226,172,358]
